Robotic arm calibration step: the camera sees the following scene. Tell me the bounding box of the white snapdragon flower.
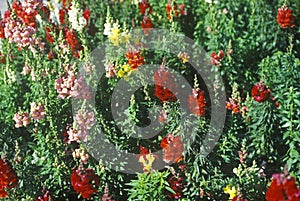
[68,1,86,32]
[104,17,112,36]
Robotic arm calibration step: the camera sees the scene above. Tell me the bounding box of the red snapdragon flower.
[142,15,153,34]
[188,88,206,117]
[167,175,184,199]
[83,7,91,26]
[139,0,152,15]
[35,190,51,201]
[154,62,177,102]
[48,50,56,61]
[277,6,295,28]
[251,82,271,103]
[39,5,51,22]
[0,20,5,39]
[59,8,67,24]
[0,51,5,64]
[0,159,18,198]
[64,28,82,58]
[45,27,54,44]
[126,50,145,70]
[138,145,150,160]
[211,50,224,66]
[266,173,300,201]
[226,98,240,114]
[160,135,183,163]
[62,0,72,8]
[166,2,186,20]
[71,167,100,199]
[12,0,38,28]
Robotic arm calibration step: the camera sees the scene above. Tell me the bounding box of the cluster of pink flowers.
[158,109,168,123]
[72,109,96,142]
[72,148,89,164]
[30,102,46,121]
[66,127,79,143]
[211,50,224,66]
[102,183,116,201]
[13,112,30,128]
[0,0,44,52]
[55,69,91,99]
[55,70,76,98]
[105,62,117,78]
[70,75,92,99]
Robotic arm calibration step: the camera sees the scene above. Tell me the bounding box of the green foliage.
[126,170,170,201]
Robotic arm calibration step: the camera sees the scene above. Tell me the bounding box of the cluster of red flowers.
[226,98,240,114]
[154,62,177,102]
[39,5,51,22]
[64,28,82,58]
[83,7,91,27]
[226,97,248,115]
[211,50,224,66]
[277,6,295,28]
[166,1,187,20]
[160,135,183,164]
[266,173,300,201]
[251,82,271,103]
[0,20,5,39]
[0,51,5,64]
[71,167,100,199]
[59,8,67,25]
[45,27,54,44]
[35,190,51,201]
[167,175,184,199]
[125,50,145,70]
[139,0,152,15]
[59,0,71,25]
[0,159,18,198]
[11,0,38,28]
[139,0,153,34]
[188,88,206,117]
[138,145,150,159]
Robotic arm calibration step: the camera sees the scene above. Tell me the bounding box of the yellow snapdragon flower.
[138,153,155,172]
[223,185,237,200]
